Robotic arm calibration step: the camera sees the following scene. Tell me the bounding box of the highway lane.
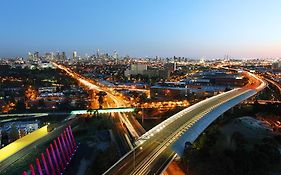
[53,63,145,141]
[110,112,133,154]
[53,62,142,150]
[265,77,281,96]
[148,148,175,175]
[127,114,146,136]
[104,88,253,175]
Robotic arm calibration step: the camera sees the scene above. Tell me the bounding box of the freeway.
[103,88,251,175]
[266,78,281,92]
[264,77,281,99]
[53,63,145,146]
[104,72,266,175]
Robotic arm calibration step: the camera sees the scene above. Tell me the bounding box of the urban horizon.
[2,1,281,59]
[1,50,281,60]
[0,1,280,175]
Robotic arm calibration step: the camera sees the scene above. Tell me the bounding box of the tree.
[16,100,26,111]
[1,130,9,147]
[96,91,107,109]
[231,132,246,150]
[9,124,19,142]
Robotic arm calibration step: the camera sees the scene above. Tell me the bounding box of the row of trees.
[1,124,25,148]
[183,127,281,175]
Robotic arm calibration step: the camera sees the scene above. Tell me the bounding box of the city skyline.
[1,1,281,175]
[1,0,281,58]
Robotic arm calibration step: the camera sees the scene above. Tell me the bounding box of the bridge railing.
[172,89,257,156]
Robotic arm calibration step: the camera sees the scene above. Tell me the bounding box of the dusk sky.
[1,0,281,58]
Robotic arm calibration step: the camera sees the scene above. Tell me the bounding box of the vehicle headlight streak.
[53,62,140,139]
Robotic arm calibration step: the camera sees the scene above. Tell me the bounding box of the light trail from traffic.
[104,71,267,175]
[53,62,142,140]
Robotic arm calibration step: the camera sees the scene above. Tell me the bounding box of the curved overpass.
[103,72,266,175]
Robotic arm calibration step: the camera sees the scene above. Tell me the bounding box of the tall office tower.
[96,49,100,58]
[28,52,34,61]
[51,52,54,60]
[34,52,39,61]
[73,51,77,61]
[173,56,177,62]
[113,50,118,64]
[55,51,60,60]
[45,52,53,61]
[62,52,66,60]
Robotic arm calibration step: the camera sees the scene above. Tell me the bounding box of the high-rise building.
[113,50,118,63]
[28,52,34,61]
[73,51,77,60]
[55,51,60,60]
[96,49,100,58]
[34,52,39,61]
[45,52,53,60]
[62,52,66,60]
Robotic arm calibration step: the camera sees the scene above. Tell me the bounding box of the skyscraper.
[34,52,39,61]
[45,52,53,61]
[96,49,100,58]
[55,51,60,60]
[113,50,118,64]
[28,52,34,61]
[73,51,77,61]
[62,52,66,60]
